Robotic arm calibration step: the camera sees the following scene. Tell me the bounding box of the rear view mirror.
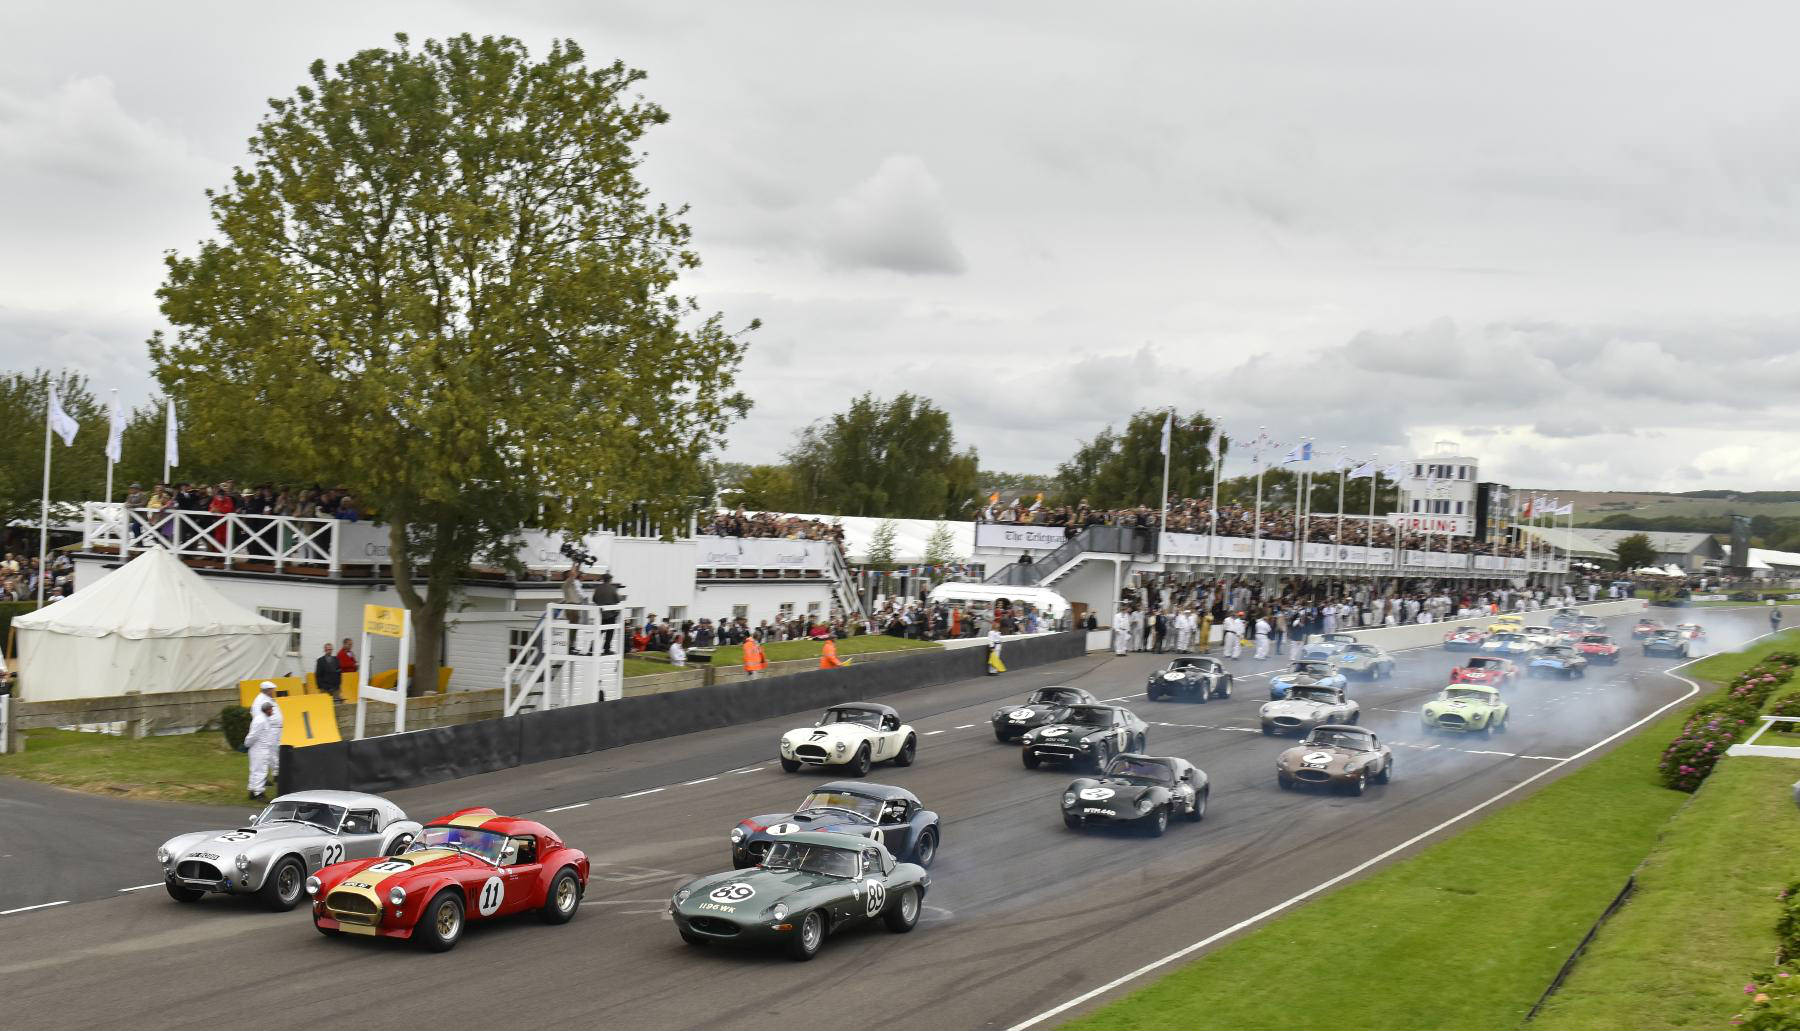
[247,813,259,824]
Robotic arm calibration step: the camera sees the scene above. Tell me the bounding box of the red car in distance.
[1632,618,1663,639]
[1443,627,1488,651]
[1451,656,1518,687]
[1578,634,1621,665]
[309,807,589,951]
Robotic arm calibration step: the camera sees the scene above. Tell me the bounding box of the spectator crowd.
[701,509,845,545]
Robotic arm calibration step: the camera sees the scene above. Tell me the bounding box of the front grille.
[687,916,740,936]
[326,891,381,926]
[1437,713,1467,726]
[1295,769,1332,783]
[1273,716,1303,728]
[1033,745,1080,759]
[177,861,223,881]
[794,745,830,762]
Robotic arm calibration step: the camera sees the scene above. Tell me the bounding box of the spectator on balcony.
[207,484,236,550]
[335,494,362,521]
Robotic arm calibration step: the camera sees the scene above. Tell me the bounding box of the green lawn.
[0,728,248,806]
[1063,631,1800,1031]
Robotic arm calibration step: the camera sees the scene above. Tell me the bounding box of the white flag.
[1382,462,1407,481]
[1334,449,1353,472]
[106,394,126,464]
[1282,442,1313,465]
[1349,461,1376,479]
[165,398,180,469]
[1556,502,1574,516]
[47,383,79,446]
[1160,410,1172,456]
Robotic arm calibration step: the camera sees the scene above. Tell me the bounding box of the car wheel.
[1220,677,1233,699]
[260,856,306,912]
[780,757,801,773]
[884,886,921,933]
[911,828,938,869]
[1147,684,1162,702]
[893,736,916,767]
[1348,710,1361,725]
[1133,733,1147,753]
[384,833,414,857]
[679,928,710,947]
[848,746,872,778]
[1064,813,1082,830]
[1261,725,1274,736]
[1494,717,1507,735]
[1189,788,1207,822]
[539,867,580,925]
[1022,750,1040,769]
[418,890,464,952]
[1196,685,1209,704]
[1348,772,1368,797]
[1147,806,1168,838]
[1277,772,1294,790]
[165,881,203,904]
[1093,743,1112,771]
[1481,721,1494,739]
[1375,758,1393,784]
[787,910,825,961]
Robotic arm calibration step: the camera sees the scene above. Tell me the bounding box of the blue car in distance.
[1480,632,1535,658]
[1528,644,1589,680]
[1269,659,1348,700]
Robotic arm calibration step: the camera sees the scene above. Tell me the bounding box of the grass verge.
[0,728,247,807]
[1062,631,1800,1031]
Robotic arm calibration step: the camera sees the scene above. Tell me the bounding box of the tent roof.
[13,547,289,641]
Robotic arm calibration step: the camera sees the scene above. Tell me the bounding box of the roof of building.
[1749,547,1800,570]
[1512,525,1615,559]
[1516,525,1723,558]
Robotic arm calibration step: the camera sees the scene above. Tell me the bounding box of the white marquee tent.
[13,547,290,701]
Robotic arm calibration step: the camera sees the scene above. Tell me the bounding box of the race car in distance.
[1443,626,1488,651]
[1269,659,1348,700]
[1529,644,1589,679]
[158,790,422,910]
[1632,617,1663,639]
[309,807,589,951]
[991,686,1098,742]
[670,831,928,960]
[1146,654,1233,702]
[1260,684,1360,736]
[1021,703,1148,770]
[1480,632,1536,658]
[729,782,940,869]
[1521,625,1560,649]
[1643,629,1691,658]
[1060,753,1209,836]
[1577,614,1605,633]
[779,703,916,776]
[1421,685,1509,735]
[1451,655,1519,687]
[1577,634,1622,665]
[1276,725,1394,795]
[1333,642,1397,680]
[1676,622,1707,642]
[1300,632,1360,661]
[1488,613,1525,635]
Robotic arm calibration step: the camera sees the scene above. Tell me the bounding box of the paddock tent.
[13,547,289,701]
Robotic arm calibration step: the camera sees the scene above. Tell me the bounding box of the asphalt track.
[0,606,1771,1030]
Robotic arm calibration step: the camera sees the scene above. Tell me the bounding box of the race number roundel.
[369,860,411,874]
[321,841,345,865]
[1040,727,1068,737]
[765,822,800,836]
[1163,671,1185,681]
[1010,709,1035,721]
[863,879,886,918]
[477,875,504,916]
[1077,787,1115,801]
[1302,751,1332,764]
[709,882,756,903]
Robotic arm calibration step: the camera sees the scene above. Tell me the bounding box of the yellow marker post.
[279,693,341,747]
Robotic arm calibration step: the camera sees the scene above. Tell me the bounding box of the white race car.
[779,702,917,776]
[1521,625,1560,649]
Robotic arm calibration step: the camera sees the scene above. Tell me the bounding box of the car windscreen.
[1467,658,1501,668]
[761,842,858,879]
[1491,634,1523,643]
[415,825,508,863]
[1307,730,1372,751]
[1290,662,1332,676]
[1290,686,1339,703]
[1061,705,1113,727]
[1443,689,1490,703]
[1031,688,1082,705]
[1106,757,1174,784]
[820,708,882,729]
[1541,647,1574,657]
[796,791,881,822]
[1582,635,1611,645]
[257,800,345,832]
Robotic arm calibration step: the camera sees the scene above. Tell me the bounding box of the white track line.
[955,724,976,729]
[683,777,717,786]
[1007,640,1727,1031]
[116,883,163,892]
[618,788,664,799]
[924,730,945,736]
[1,901,68,916]
[543,802,590,813]
[725,766,763,775]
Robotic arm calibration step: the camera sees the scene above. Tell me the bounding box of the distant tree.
[865,519,899,566]
[784,393,979,519]
[922,521,960,570]
[726,464,800,512]
[1053,409,1223,510]
[0,370,109,526]
[1614,533,1658,571]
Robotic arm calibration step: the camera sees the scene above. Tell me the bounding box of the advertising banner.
[978,524,1070,551]
[694,537,826,569]
[1388,513,1475,537]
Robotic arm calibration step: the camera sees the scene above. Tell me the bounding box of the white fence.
[82,502,346,573]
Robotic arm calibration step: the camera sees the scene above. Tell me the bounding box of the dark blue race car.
[1528,644,1589,680]
[730,781,940,870]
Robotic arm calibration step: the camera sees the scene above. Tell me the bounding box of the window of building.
[807,601,821,616]
[731,604,749,621]
[258,607,302,656]
[1414,464,1423,478]
[778,602,794,620]
[1455,501,1465,514]
[667,605,687,621]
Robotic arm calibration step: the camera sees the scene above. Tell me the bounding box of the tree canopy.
[0,370,108,527]
[1053,409,1224,510]
[1613,533,1658,571]
[151,34,753,683]
[782,392,979,519]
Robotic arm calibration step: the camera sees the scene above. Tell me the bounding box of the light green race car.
[1420,684,1509,735]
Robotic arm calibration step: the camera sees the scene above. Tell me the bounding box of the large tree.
[153,35,752,689]
[783,392,978,519]
[1053,409,1224,510]
[0,370,108,526]
[1613,533,1658,571]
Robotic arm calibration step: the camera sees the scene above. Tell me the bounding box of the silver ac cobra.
[156,790,422,910]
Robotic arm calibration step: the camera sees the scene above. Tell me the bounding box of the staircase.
[984,525,1148,588]
[502,604,623,715]
[826,541,870,622]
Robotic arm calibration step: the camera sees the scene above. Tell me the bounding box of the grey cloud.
[819,155,966,275]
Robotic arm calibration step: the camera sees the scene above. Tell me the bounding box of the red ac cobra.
[1577,634,1622,665]
[309,807,589,951]
[1450,656,1518,687]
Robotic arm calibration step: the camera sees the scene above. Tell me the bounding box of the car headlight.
[305,875,321,897]
[1062,792,1077,807]
[389,886,406,907]
[780,739,793,754]
[769,903,788,921]
[993,709,1005,719]
[235,854,250,871]
[156,847,170,865]
[1260,704,1273,715]
[1078,740,1091,749]
[1021,733,1036,745]
[674,888,691,903]
[835,742,846,754]
[1137,798,1156,813]
[730,827,745,844]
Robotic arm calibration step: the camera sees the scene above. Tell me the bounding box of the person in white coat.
[1222,613,1243,659]
[244,681,284,801]
[1111,610,1131,656]
[1174,609,1196,652]
[1253,615,1273,659]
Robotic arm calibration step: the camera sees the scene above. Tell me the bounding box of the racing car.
[1420,685,1509,735]
[1021,703,1148,770]
[670,831,929,960]
[309,807,589,951]
[1300,632,1360,661]
[1060,753,1209,836]
[1576,634,1621,665]
[1443,626,1489,651]
[158,790,422,910]
[991,686,1098,741]
[1333,642,1396,680]
[1275,725,1393,795]
[1260,683,1360,736]
[1521,625,1560,649]
[779,702,916,776]
[1145,654,1233,702]
[1529,644,1589,679]
[1642,629,1691,658]
[1479,632,1535,657]
[1269,659,1348,700]
[1632,617,1663,639]
[1488,613,1525,635]
[729,782,940,869]
[1451,655,1519,687]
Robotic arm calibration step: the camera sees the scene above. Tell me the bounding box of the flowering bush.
[1779,881,1800,963]
[1770,694,1800,720]
[1658,711,1751,792]
[1733,964,1800,1030]
[1726,661,1795,708]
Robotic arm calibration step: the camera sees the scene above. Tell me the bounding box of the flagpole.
[38,395,53,606]
[1208,429,1221,568]
[105,388,118,505]
[1159,407,1172,565]
[1298,439,1312,573]
[1335,450,1346,569]
[1252,427,1266,566]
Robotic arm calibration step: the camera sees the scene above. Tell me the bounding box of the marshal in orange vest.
[742,637,768,675]
[819,638,850,669]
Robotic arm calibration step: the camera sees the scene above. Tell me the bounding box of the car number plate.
[189,852,220,860]
[1082,807,1115,816]
[1302,762,1328,769]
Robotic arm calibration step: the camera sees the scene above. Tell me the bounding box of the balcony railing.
[82,502,347,574]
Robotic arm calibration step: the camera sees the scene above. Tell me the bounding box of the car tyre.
[787,910,825,961]
[1189,788,1207,822]
[1277,772,1294,790]
[893,735,916,767]
[1494,716,1507,735]
[418,890,465,952]
[1146,684,1162,702]
[779,757,801,773]
[384,833,414,857]
[1147,806,1168,838]
[1064,813,1082,830]
[911,828,938,868]
[1261,725,1274,736]
[539,866,580,925]
[1375,758,1393,784]
[260,856,306,912]
[848,746,872,778]
[679,928,710,947]
[1348,772,1368,796]
[1132,733,1147,753]
[165,881,203,904]
[884,886,921,933]
[1022,750,1041,769]
[1219,676,1233,699]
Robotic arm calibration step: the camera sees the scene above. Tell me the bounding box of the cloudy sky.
[5,1,1800,491]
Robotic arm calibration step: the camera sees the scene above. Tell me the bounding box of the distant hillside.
[1519,490,1800,525]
